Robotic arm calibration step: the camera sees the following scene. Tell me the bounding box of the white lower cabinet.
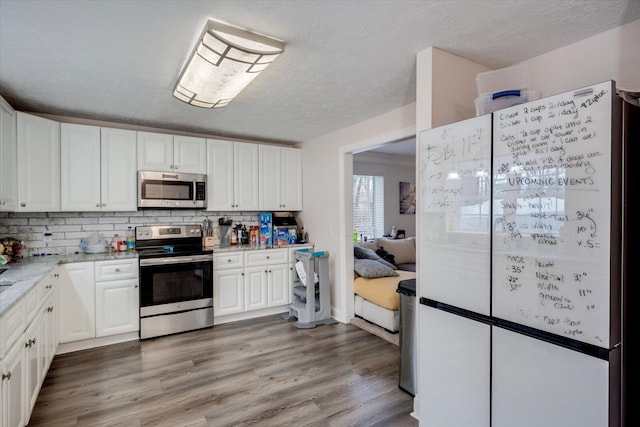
[245,249,288,311]
[1,337,24,427]
[58,262,96,343]
[245,265,269,311]
[24,309,42,420]
[213,248,291,320]
[95,278,139,337]
[213,266,245,316]
[59,258,139,343]
[1,267,57,427]
[267,264,289,307]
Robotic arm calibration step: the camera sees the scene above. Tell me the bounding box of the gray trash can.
[397,278,416,396]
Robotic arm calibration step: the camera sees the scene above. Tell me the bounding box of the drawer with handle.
[213,251,244,270]
[95,258,138,281]
[245,249,288,267]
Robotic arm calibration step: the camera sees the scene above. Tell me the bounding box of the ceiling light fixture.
[173,19,284,108]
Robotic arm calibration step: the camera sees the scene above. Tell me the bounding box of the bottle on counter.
[230,227,238,245]
[126,226,135,251]
[353,229,358,243]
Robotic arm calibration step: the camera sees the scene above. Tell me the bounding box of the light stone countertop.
[0,244,314,318]
[211,243,313,252]
[0,251,139,317]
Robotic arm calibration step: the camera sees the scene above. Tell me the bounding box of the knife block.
[202,236,215,248]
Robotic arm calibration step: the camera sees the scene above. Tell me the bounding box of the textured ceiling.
[1,0,639,147]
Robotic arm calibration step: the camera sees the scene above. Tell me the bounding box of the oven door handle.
[139,254,213,266]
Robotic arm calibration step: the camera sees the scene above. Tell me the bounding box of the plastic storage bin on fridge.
[475,89,541,116]
[474,63,540,116]
[475,63,531,96]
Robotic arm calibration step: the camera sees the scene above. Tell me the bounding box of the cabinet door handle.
[115,268,121,272]
[2,372,11,380]
[96,203,101,207]
[20,202,26,207]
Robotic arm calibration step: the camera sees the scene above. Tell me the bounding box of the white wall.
[523,18,640,96]
[417,46,490,131]
[297,103,416,322]
[353,152,416,237]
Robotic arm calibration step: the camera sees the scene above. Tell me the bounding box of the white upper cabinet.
[136,131,172,171]
[100,128,137,211]
[17,112,61,212]
[259,145,302,211]
[137,131,206,174]
[280,147,302,210]
[61,124,137,211]
[207,139,259,211]
[258,145,280,210]
[173,135,208,174]
[61,123,101,211]
[0,96,17,211]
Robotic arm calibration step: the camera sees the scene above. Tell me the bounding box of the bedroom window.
[353,174,384,239]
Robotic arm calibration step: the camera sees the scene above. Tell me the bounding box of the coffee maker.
[273,215,298,246]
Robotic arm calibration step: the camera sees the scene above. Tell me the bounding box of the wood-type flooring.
[28,314,417,427]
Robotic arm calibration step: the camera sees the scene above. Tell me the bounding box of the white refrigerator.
[417,80,631,427]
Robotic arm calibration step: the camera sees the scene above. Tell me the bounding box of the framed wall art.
[399,181,416,214]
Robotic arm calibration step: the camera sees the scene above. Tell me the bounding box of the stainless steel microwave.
[137,171,207,209]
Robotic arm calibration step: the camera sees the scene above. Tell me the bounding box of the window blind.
[353,174,384,240]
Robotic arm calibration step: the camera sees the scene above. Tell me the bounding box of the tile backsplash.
[0,210,260,256]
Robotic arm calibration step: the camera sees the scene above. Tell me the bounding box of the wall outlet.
[43,232,53,242]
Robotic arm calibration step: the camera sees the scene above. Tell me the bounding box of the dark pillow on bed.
[354,246,397,270]
[354,259,399,279]
[375,246,396,266]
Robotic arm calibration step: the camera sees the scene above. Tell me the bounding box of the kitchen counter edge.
[0,252,139,317]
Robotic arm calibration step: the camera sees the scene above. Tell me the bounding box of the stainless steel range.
[136,224,213,339]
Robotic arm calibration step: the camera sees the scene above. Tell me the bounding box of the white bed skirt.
[354,294,399,332]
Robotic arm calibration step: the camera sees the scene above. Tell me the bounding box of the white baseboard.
[56,331,139,355]
[214,305,289,325]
